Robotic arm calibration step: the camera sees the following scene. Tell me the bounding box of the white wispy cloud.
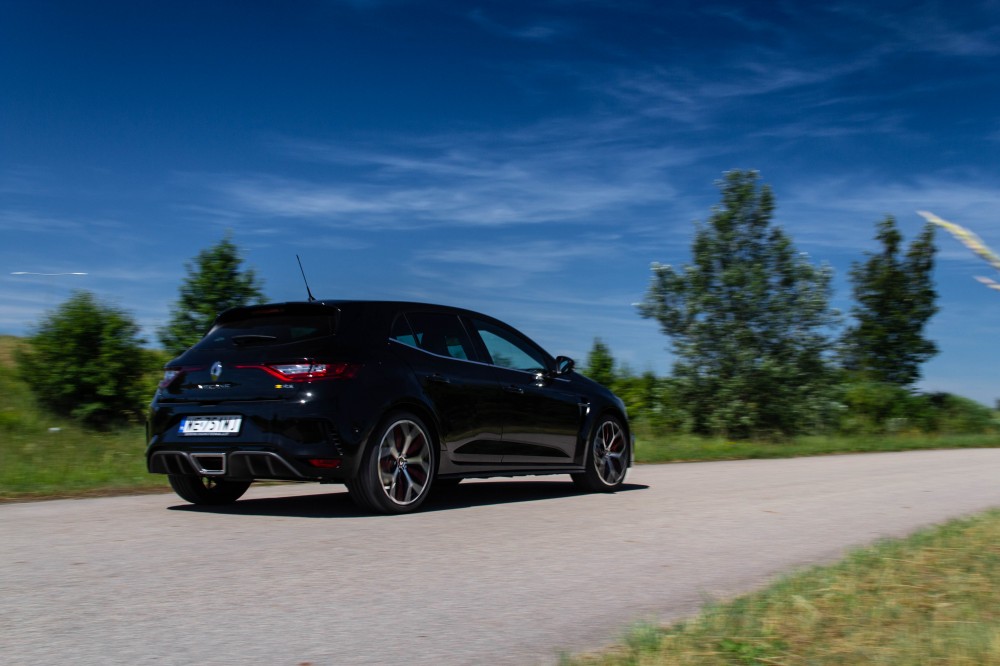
[466,8,573,41]
[0,167,51,197]
[0,209,84,234]
[775,173,1000,254]
[415,237,621,281]
[205,124,697,231]
[831,1,1000,58]
[600,45,882,126]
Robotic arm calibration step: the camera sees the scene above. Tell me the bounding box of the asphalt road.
[2,449,999,666]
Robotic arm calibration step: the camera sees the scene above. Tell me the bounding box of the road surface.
[2,448,999,665]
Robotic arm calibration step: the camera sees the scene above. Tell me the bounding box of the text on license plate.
[179,416,242,436]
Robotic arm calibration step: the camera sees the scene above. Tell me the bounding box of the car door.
[465,317,584,465]
[390,311,505,469]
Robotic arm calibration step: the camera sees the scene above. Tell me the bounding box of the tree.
[584,338,616,387]
[159,235,265,355]
[842,216,937,386]
[638,170,836,438]
[17,291,151,427]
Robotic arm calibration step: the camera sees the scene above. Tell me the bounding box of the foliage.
[15,292,156,428]
[842,216,937,386]
[634,431,1000,464]
[592,337,994,442]
[158,234,265,356]
[0,335,166,498]
[836,377,926,434]
[638,170,837,438]
[834,375,995,436]
[924,392,999,434]
[583,338,616,387]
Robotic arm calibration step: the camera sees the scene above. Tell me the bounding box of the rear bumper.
[147,448,345,482]
[146,398,369,482]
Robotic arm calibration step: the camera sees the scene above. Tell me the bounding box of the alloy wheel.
[593,419,627,486]
[376,419,433,506]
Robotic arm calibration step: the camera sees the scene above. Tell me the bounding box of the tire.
[349,412,436,514]
[168,475,251,505]
[572,415,629,492]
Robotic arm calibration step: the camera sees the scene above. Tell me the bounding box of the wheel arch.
[377,398,444,469]
[582,405,633,467]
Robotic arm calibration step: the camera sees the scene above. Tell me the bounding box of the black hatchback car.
[146,300,632,513]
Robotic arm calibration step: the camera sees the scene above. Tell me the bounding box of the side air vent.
[149,452,198,475]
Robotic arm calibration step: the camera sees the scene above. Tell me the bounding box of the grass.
[565,509,1000,665]
[0,423,167,500]
[0,335,167,500]
[634,432,1000,464]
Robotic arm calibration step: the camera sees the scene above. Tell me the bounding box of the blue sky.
[3,1,1000,404]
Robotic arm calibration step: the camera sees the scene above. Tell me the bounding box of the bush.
[925,392,997,434]
[16,291,155,428]
[835,379,996,436]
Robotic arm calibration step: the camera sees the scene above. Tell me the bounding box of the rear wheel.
[168,475,251,505]
[572,416,629,492]
[349,413,436,514]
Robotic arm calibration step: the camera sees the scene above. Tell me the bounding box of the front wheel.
[349,413,436,514]
[168,475,251,505]
[572,416,629,492]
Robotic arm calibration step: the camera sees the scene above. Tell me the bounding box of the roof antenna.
[296,255,317,302]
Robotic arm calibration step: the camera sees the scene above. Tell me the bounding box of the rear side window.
[397,312,476,361]
[390,315,418,348]
[196,315,336,349]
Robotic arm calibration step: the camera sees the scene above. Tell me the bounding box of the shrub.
[16,291,154,428]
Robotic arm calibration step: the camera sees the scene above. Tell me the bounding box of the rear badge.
[210,361,223,381]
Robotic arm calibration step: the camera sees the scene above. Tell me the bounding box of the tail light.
[237,362,361,382]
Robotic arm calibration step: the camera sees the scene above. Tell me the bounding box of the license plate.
[179,416,242,436]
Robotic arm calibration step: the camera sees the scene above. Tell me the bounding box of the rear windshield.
[194,314,337,350]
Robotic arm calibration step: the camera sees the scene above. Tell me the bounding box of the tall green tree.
[584,338,616,387]
[159,235,265,355]
[842,216,937,386]
[17,291,151,427]
[638,170,836,438]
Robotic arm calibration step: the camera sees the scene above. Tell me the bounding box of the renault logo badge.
[210,361,223,382]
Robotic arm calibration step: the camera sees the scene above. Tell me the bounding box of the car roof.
[215,299,502,326]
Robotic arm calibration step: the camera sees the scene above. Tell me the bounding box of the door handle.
[426,374,451,384]
[504,385,525,394]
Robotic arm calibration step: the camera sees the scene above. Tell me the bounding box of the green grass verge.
[565,509,1000,665]
[0,336,167,500]
[635,432,1000,464]
[0,422,167,500]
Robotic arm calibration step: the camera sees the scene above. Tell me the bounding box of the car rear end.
[146,302,374,487]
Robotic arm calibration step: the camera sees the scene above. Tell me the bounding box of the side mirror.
[555,356,575,375]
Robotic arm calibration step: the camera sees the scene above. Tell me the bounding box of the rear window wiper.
[231,334,278,346]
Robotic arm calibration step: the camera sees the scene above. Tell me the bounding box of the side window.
[390,314,418,348]
[469,319,548,372]
[404,312,476,361]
